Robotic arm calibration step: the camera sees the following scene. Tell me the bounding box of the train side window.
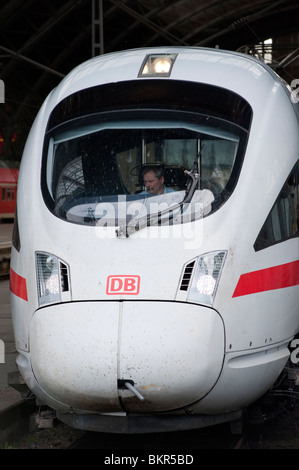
[254,161,299,251]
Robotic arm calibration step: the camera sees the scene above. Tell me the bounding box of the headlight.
[36,252,70,306]
[187,251,227,306]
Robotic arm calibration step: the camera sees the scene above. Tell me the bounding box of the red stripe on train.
[10,268,28,301]
[232,260,299,298]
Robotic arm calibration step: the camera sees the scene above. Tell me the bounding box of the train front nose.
[118,302,224,412]
[30,301,224,412]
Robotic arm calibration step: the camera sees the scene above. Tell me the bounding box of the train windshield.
[43,81,251,230]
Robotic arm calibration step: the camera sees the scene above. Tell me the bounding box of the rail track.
[68,424,244,450]
[8,400,299,449]
[8,412,244,449]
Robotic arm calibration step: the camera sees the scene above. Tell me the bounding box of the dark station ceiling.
[1,0,299,162]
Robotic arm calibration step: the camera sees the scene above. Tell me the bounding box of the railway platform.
[0,222,15,392]
[0,278,18,396]
[0,221,13,276]
[0,222,26,443]
[0,221,13,245]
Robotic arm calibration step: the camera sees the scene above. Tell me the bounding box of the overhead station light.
[138,53,177,77]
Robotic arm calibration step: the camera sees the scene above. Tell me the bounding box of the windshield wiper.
[116,158,199,238]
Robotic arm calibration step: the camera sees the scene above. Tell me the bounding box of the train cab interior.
[45,116,244,227]
[41,79,252,228]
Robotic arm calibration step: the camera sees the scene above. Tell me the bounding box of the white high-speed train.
[10,47,299,433]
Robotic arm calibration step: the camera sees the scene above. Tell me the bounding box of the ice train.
[10,47,299,433]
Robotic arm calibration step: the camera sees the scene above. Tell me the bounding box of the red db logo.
[106,275,140,295]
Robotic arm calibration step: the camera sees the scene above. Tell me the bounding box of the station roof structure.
[0,0,299,161]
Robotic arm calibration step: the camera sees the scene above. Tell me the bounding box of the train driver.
[140,166,175,195]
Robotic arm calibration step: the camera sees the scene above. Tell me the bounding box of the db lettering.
[106,275,140,295]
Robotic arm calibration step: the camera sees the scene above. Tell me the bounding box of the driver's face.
[143,170,165,195]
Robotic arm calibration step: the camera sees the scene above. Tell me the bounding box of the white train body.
[10,47,299,432]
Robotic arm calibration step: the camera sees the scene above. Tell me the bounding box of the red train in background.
[0,166,19,219]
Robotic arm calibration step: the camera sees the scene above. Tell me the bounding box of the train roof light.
[138,53,177,78]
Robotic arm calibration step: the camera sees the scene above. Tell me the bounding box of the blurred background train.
[0,163,18,220]
[10,47,299,433]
